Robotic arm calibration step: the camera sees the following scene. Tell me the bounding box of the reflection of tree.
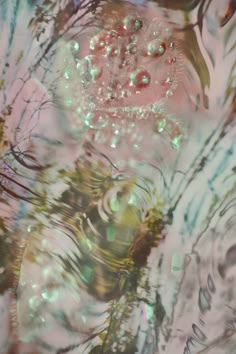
[21,145,166,353]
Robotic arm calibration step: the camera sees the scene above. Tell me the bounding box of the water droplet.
[147,39,166,57]
[84,112,109,129]
[123,15,143,34]
[129,69,151,89]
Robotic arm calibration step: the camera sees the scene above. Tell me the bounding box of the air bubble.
[126,43,137,54]
[123,15,143,34]
[146,18,162,39]
[89,34,106,51]
[106,92,117,102]
[171,134,183,149]
[84,112,109,129]
[129,69,151,89]
[157,118,166,132]
[166,89,173,97]
[147,39,166,57]
[77,55,103,83]
[107,45,120,57]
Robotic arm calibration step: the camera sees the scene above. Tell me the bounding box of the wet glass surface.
[0,0,235,353]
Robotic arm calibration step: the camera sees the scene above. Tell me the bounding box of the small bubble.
[89,34,106,51]
[129,69,151,89]
[126,43,137,54]
[106,92,117,102]
[147,18,162,38]
[171,134,183,149]
[166,89,173,97]
[84,112,109,129]
[157,118,166,132]
[165,77,173,84]
[107,45,120,57]
[123,15,143,34]
[147,39,166,57]
[90,66,103,82]
[108,30,119,40]
[77,56,103,83]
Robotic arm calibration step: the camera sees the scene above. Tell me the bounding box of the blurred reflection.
[0,0,235,353]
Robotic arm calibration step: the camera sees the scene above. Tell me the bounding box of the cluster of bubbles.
[59,12,183,151]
